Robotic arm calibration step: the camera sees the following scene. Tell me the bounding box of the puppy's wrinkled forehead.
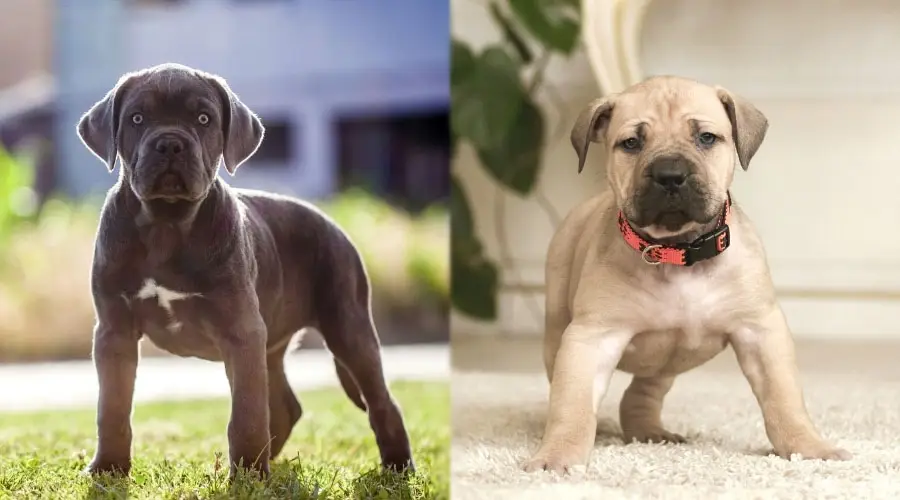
[121,68,222,119]
[608,78,730,140]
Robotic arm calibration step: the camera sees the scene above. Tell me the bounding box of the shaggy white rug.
[451,355,900,500]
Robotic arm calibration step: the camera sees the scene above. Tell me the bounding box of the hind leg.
[267,347,303,459]
[318,310,414,472]
[619,374,684,444]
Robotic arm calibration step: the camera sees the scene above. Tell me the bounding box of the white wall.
[0,0,51,90]
[452,0,900,339]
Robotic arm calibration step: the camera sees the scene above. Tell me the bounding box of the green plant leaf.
[450,175,498,319]
[451,39,476,87]
[451,47,524,153]
[508,0,581,55]
[475,95,544,195]
[452,253,499,320]
[451,47,544,195]
[449,42,467,159]
[488,1,533,64]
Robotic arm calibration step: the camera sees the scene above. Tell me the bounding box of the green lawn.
[0,381,449,500]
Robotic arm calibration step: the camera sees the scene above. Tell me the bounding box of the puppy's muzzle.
[151,171,188,199]
[141,132,200,202]
[630,155,713,230]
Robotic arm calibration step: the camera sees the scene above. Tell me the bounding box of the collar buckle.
[680,224,730,266]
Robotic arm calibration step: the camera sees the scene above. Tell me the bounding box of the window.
[244,116,294,167]
[335,108,450,212]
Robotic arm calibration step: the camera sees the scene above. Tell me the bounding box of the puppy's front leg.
[524,322,633,474]
[219,310,272,478]
[731,307,850,461]
[87,299,139,476]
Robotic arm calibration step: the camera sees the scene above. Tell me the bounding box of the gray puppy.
[76,63,414,478]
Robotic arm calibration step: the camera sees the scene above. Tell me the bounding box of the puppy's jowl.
[77,63,414,478]
[525,76,849,474]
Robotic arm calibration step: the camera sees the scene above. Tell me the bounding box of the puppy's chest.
[631,272,735,330]
[616,272,738,376]
[124,276,217,359]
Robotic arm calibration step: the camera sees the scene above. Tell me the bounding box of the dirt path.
[0,344,448,412]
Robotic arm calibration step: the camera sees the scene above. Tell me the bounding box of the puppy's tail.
[334,360,367,411]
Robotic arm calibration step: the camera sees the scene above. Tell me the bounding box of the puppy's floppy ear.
[716,87,768,171]
[571,96,615,174]
[206,75,264,175]
[76,73,132,172]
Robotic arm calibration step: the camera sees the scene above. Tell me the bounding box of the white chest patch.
[133,278,200,332]
[634,269,731,334]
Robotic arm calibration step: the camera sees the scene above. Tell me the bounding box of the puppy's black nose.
[154,135,185,156]
[648,156,691,190]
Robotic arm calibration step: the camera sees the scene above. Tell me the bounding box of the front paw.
[228,455,270,481]
[383,455,416,474]
[775,442,852,461]
[84,456,131,476]
[522,448,588,475]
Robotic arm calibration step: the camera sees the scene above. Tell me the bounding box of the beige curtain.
[582,0,655,95]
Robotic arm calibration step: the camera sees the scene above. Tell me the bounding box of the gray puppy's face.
[77,63,264,218]
[571,76,768,238]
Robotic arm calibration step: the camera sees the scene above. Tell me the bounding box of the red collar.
[617,194,732,266]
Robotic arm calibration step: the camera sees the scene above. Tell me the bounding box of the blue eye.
[621,137,641,151]
[198,113,210,126]
[131,113,144,125]
[698,132,717,146]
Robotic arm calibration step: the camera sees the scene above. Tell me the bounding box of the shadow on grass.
[223,462,418,500]
[82,475,130,500]
[350,468,417,500]
[76,459,424,499]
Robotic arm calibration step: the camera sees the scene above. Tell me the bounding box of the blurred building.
[0,0,54,198]
[0,0,450,211]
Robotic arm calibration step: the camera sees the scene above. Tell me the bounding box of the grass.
[0,381,449,500]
